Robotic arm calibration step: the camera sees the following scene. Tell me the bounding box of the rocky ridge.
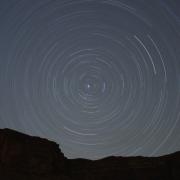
[0,128,180,180]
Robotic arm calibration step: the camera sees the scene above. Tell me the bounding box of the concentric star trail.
[0,0,179,159]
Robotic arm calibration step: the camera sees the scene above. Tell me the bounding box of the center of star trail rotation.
[0,0,180,159]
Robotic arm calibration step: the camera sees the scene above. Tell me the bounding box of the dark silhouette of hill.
[0,128,180,180]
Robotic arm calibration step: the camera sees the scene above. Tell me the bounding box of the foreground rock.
[0,128,180,180]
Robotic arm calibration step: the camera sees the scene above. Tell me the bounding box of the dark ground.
[0,128,180,180]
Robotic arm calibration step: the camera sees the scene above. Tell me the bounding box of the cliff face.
[0,128,68,179]
[0,128,180,180]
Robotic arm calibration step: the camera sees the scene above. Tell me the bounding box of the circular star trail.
[0,0,180,159]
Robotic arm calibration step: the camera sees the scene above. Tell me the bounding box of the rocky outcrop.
[0,128,69,179]
[0,128,180,180]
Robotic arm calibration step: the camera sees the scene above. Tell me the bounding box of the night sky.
[0,0,180,160]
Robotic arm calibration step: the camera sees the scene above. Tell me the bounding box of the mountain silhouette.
[0,128,180,180]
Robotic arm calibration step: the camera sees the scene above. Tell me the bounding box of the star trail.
[0,0,180,159]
